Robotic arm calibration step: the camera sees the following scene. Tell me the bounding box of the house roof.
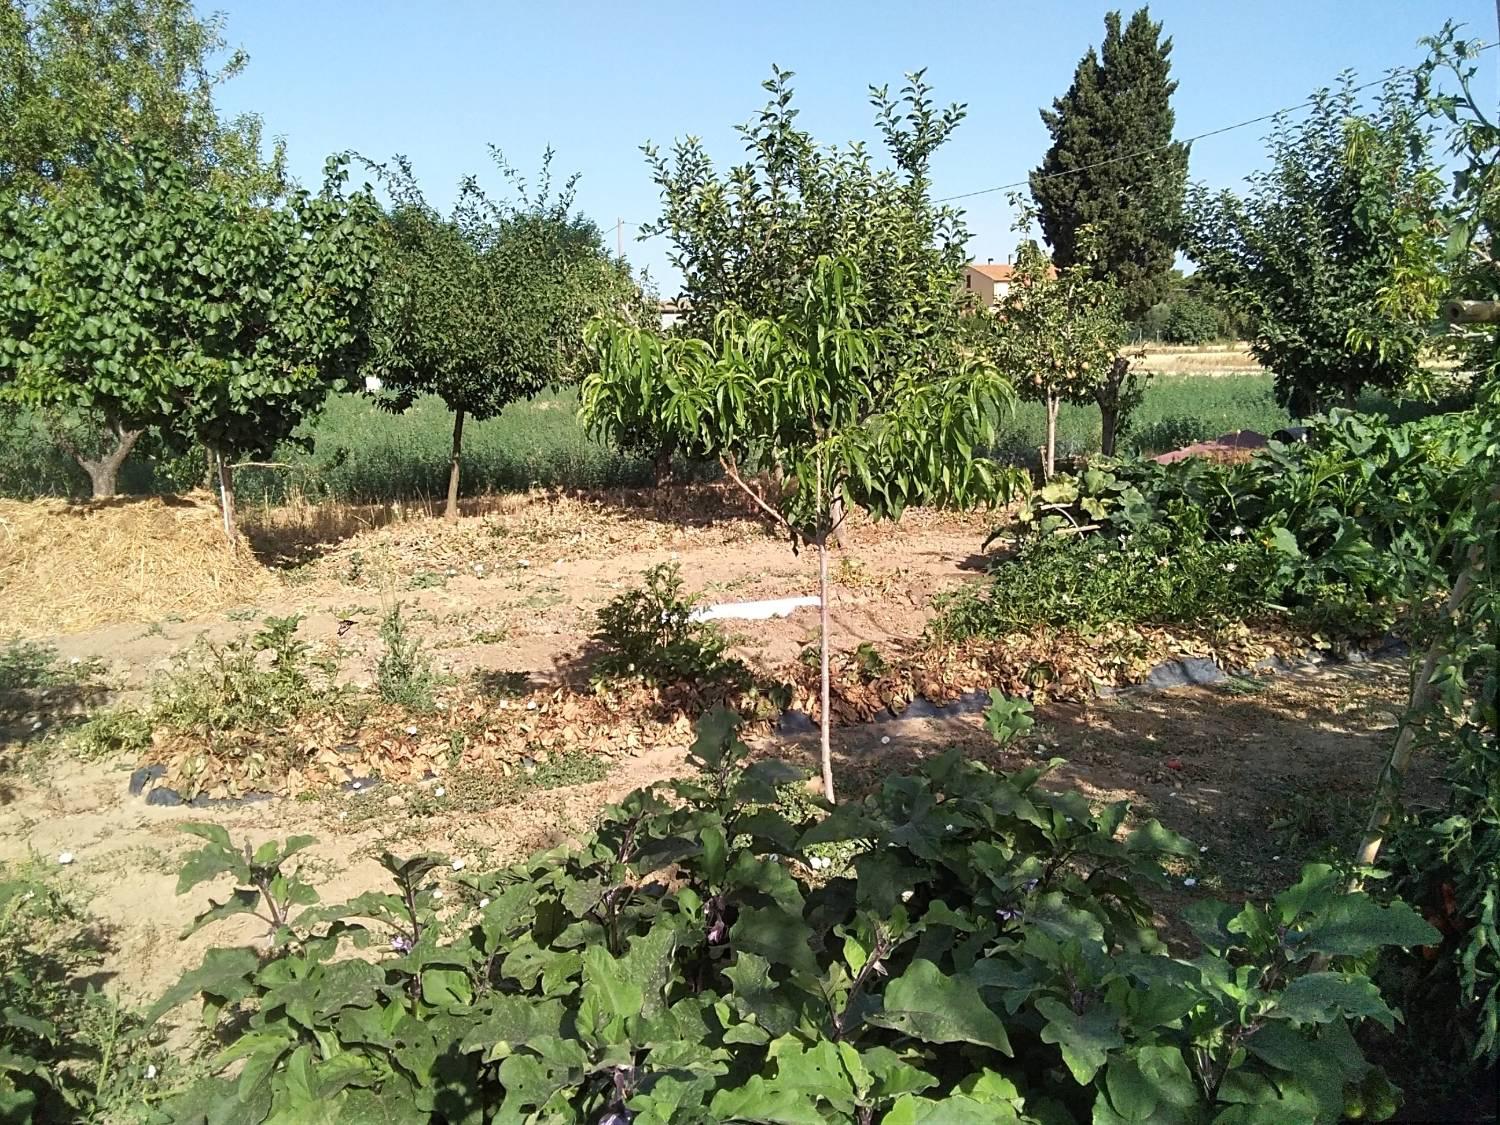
[966,262,1017,282]
[966,261,1059,282]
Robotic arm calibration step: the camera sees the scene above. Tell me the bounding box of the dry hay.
[0,492,274,637]
[306,484,776,582]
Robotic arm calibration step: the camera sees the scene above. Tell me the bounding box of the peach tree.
[0,138,382,532]
[585,257,1014,801]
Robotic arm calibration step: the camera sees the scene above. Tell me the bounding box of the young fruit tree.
[0,139,383,534]
[1186,74,1444,416]
[364,151,636,520]
[584,257,1014,802]
[636,67,976,505]
[989,239,1130,478]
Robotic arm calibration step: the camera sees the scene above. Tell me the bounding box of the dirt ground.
[0,491,1440,1012]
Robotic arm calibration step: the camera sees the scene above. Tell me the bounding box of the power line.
[935,46,1497,204]
[617,41,1496,243]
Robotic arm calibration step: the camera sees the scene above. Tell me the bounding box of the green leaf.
[867,959,1012,1054]
[1299,894,1439,958]
[147,946,260,1024]
[1273,972,1394,1029]
[420,968,473,1008]
[1035,996,1125,1085]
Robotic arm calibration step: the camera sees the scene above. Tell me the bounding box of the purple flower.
[390,935,412,953]
[1020,878,1040,893]
[706,918,727,944]
[599,1113,633,1125]
[996,907,1022,923]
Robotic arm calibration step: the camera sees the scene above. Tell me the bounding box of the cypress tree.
[1029,7,1189,321]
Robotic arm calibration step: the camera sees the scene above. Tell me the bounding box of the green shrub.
[1140,295,1229,344]
[146,707,1434,1122]
[590,562,747,691]
[0,638,105,750]
[376,603,438,712]
[1,862,164,1119]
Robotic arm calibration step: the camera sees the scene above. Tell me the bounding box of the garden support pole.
[819,539,835,804]
[215,448,237,551]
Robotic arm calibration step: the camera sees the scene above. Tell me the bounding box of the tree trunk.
[1098,402,1120,458]
[1342,382,1359,411]
[214,447,238,551]
[651,444,674,488]
[1043,395,1060,480]
[818,539,836,804]
[47,418,142,499]
[445,408,466,522]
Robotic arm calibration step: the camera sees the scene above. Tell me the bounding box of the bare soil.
[0,490,1440,1008]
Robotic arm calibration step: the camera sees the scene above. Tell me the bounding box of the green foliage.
[363,150,636,513]
[0,0,281,204]
[1030,7,1189,319]
[983,689,1034,746]
[1140,295,1230,345]
[590,563,746,692]
[1186,74,1444,415]
[0,137,383,522]
[947,410,1491,640]
[985,237,1132,473]
[0,637,103,750]
[173,823,319,941]
[644,66,971,375]
[146,708,1434,1122]
[376,603,437,712]
[1,861,163,1121]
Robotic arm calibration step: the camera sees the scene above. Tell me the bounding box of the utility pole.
[616,217,624,261]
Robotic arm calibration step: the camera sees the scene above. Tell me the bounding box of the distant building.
[659,298,690,332]
[961,259,1057,311]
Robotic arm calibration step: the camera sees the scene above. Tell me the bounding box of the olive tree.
[0,139,382,536]
[1186,74,1444,416]
[989,240,1130,477]
[584,257,1014,802]
[365,151,634,520]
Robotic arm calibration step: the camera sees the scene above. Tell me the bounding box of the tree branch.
[720,455,790,531]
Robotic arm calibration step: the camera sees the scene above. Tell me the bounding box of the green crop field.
[0,374,1456,505]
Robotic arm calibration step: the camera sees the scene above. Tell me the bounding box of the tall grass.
[0,375,1463,504]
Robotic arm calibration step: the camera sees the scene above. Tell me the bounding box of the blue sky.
[207,1,1495,293]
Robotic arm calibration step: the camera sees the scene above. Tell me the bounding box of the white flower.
[1156,556,1169,568]
[1183,877,1198,887]
[1199,846,1210,854]
[1272,855,1281,861]
[451,859,465,871]
[1094,552,1108,564]
[945,824,955,832]
[1223,562,1237,574]
[880,735,891,745]
[145,1064,158,1080]
[900,890,915,902]
[405,725,418,736]
[479,897,490,908]
[1231,526,1245,537]
[57,851,74,865]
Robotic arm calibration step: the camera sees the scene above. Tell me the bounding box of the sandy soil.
[0,492,1440,1010]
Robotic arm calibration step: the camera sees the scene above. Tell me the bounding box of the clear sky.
[206,1,1496,293]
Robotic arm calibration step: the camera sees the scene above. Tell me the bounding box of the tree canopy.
[1185,75,1444,416]
[0,0,282,203]
[988,240,1130,476]
[0,139,383,526]
[365,151,636,519]
[1029,7,1188,320]
[644,67,971,372]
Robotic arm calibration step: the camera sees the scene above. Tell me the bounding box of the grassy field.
[0,373,1457,504]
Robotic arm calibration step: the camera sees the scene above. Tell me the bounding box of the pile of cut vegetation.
[0,493,271,635]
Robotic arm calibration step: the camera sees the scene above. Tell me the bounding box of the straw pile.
[0,493,274,636]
